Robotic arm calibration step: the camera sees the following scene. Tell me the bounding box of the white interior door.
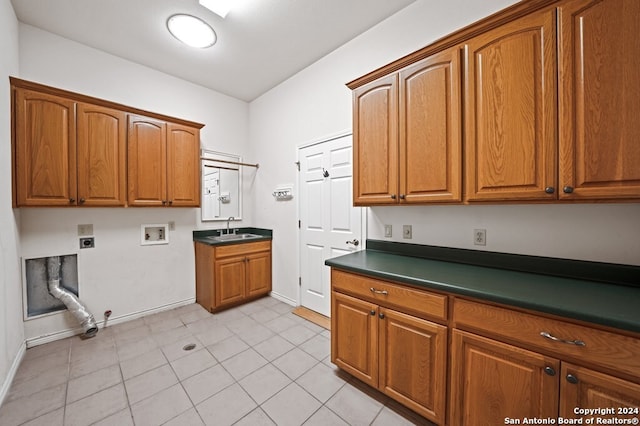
[299,133,363,316]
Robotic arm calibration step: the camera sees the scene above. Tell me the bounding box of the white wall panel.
[0,0,25,404]
[250,0,640,307]
[16,25,251,341]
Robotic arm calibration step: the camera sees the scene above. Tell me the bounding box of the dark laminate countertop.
[325,240,640,334]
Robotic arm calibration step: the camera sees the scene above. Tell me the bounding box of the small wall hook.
[322,168,329,178]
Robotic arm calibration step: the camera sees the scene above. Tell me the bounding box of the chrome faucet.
[226,217,235,234]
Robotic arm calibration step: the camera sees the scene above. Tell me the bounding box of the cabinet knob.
[544,187,555,194]
[399,194,406,200]
[543,366,556,376]
[566,374,579,384]
[79,198,86,204]
[168,200,173,205]
[378,312,385,319]
[370,310,376,316]
[390,194,396,200]
[563,186,574,194]
[69,198,75,203]
[162,200,167,205]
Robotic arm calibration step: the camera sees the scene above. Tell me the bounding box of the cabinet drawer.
[214,240,271,258]
[332,270,447,321]
[453,298,640,379]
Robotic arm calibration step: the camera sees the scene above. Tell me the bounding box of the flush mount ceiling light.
[167,14,216,48]
[199,0,233,18]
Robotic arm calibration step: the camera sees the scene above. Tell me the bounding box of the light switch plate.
[403,225,412,239]
[78,224,93,236]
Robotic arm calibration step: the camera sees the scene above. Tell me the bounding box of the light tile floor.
[0,297,434,426]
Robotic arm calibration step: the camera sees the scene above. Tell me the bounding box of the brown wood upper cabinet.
[352,46,462,205]
[76,104,127,206]
[13,87,126,207]
[557,0,640,200]
[128,115,200,207]
[467,0,640,202]
[14,89,77,206]
[350,0,640,204]
[464,8,557,201]
[12,78,203,208]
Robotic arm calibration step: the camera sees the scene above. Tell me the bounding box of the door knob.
[346,239,360,247]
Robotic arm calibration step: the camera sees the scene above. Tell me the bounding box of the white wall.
[17,24,252,342]
[249,0,640,304]
[0,0,26,404]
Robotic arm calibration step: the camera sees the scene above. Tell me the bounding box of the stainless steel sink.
[210,233,263,242]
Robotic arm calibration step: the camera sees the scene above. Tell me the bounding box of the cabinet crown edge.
[10,76,205,129]
[346,0,559,89]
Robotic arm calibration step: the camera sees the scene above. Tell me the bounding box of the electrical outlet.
[474,229,486,246]
[384,224,392,238]
[403,225,412,239]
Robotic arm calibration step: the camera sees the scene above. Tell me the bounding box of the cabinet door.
[214,257,246,307]
[14,89,77,206]
[331,292,378,387]
[465,9,557,201]
[128,115,167,206]
[558,0,640,200]
[449,330,559,425]
[378,308,447,424]
[77,103,126,206]
[167,123,200,207]
[399,47,462,203]
[352,74,399,205]
[246,251,271,298]
[560,363,640,421]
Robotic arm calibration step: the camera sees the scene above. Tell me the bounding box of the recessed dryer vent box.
[141,224,169,246]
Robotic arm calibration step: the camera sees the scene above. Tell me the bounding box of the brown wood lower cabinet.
[331,272,447,424]
[559,364,640,419]
[330,269,640,425]
[450,330,560,425]
[450,299,640,426]
[195,240,271,312]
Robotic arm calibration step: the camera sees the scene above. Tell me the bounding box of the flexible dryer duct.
[46,256,98,338]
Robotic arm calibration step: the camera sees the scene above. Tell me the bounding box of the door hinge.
[298,220,301,229]
[295,161,300,171]
[299,277,302,286]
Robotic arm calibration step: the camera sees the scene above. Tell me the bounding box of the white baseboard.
[269,291,297,307]
[26,298,196,348]
[0,340,26,408]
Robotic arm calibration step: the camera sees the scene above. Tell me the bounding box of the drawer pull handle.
[540,331,586,347]
[370,287,388,295]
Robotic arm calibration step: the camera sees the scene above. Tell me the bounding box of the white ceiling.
[11,0,416,102]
